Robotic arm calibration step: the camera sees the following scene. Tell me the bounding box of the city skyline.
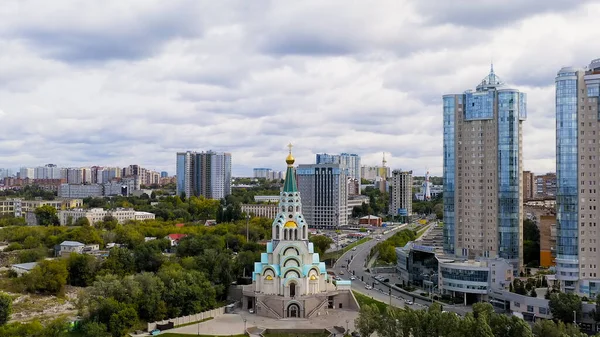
[1,2,600,176]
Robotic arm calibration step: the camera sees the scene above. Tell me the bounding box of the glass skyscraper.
[443,66,527,271]
[555,58,600,296]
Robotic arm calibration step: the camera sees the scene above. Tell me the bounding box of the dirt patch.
[8,286,82,323]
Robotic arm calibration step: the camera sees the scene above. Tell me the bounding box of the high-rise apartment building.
[297,163,348,229]
[523,171,535,201]
[535,173,557,198]
[555,58,600,296]
[389,170,413,218]
[176,151,232,200]
[443,66,527,270]
[19,168,34,179]
[316,153,361,186]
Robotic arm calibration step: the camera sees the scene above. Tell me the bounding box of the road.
[331,223,471,316]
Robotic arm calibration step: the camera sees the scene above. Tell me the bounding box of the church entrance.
[287,303,300,318]
[290,282,296,298]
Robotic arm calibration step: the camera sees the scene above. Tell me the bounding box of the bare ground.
[8,286,81,323]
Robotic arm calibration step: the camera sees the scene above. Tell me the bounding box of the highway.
[331,223,471,316]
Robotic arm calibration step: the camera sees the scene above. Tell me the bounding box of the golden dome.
[284,221,297,228]
[286,153,295,165]
[265,275,273,281]
[310,275,317,281]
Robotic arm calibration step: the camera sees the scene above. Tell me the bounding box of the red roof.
[175,223,185,228]
[167,234,187,241]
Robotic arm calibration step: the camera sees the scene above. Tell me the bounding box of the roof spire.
[490,60,494,74]
[286,143,295,166]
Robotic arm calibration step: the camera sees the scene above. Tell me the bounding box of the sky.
[1,1,600,177]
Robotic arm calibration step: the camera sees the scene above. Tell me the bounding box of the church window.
[281,206,285,212]
[296,206,299,212]
[294,229,298,240]
[288,206,293,212]
[284,229,288,240]
[289,214,293,219]
[303,226,307,239]
[275,226,280,239]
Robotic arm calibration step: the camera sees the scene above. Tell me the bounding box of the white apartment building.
[241,204,279,219]
[389,170,413,217]
[58,184,103,198]
[0,198,83,217]
[59,208,155,226]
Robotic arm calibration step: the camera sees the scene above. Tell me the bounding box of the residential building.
[176,151,232,200]
[347,178,360,196]
[19,167,34,179]
[347,195,369,215]
[0,168,13,180]
[253,195,280,203]
[389,170,413,218]
[0,198,83,217]
[534,173,557,198]
[316,153,361,189]
[253,168,273,179]
[443,65,526,271]
[58,184,103,198]
[361,165,391,181]
[165,234,187,247]
[555,58,600,296]
[523,171,535,201]
[58,241,85,255]
[160,171,168,178]
[34,164,61,179]
[241,204,279,219]
[11,262,38,276]
[58,208,155,226]
[297,163,349,229]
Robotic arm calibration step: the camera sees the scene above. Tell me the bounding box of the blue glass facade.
[176,153,186,197]
[555,70,579,261]
[465,91,494,120]
[442,95,456,254]
[497,90,524,261]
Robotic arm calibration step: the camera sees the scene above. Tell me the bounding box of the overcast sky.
[1,1,599,177]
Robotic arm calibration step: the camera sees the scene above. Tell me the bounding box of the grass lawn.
[323,237,371,260]
[353,290,389,313]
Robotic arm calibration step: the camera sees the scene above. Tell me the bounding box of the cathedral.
[241,146,358,319]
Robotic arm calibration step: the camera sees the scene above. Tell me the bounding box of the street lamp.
[573,310,576,325]
[243,318,247,332]
[346,319,349,334]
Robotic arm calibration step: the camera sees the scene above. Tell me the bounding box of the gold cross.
[287,143,293,154]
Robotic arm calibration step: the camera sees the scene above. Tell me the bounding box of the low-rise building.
[58,184,103,198]
[359,215,382,227]
[165,234,187,247]
[253,195,280,203]
[347,195,369,215]
[241,204,278,219]
[58,208,155,226]
[11,262,38,276]
[0,198,83,217]
[59,241,85,255]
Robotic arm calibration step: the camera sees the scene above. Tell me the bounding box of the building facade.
[555,58,600,296]
[176,151,232,200]
[316,153,361,188]
[534,173,557,199]
[58,208,155,226]
[0,198,83,218]
[389,170,413,218]
[242,147,357,319]
[523,171,535,201]
[297,163,348,229]
[443,65,526,271]
[58,184,103,198]
[241,204,279,219]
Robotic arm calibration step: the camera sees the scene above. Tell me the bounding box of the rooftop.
[60,240,85,247]
[12,262,38,270]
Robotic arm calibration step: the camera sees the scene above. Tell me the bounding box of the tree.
[80,321,109,337]
[35,205,59,226]
[75,217,91,226]
[523,219,540,266]
[67,253,99,287]
[549,292,582,323]
[108,306,138,337]
[355,304,380,337]
[0,292,12,325]
[23,260,68,295]
[530,288,538,298]
[309,235,333,256]
[101,247,135,276]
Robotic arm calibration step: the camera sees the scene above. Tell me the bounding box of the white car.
[404,300,414,305]
[352,247,357,251]
[365,285,372,290]
[350,276,356,280]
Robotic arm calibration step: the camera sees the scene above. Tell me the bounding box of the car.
[350,276,356,280]
[365,285,372,290]
[352,247,357,251]
[249,309,255,314]
[404,300,414,305]
[339,271,344,275]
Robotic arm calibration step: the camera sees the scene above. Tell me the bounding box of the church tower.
[271,144,309,242]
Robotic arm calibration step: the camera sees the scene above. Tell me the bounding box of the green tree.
[354,303,380,336]
[74,217,91,226]
[523,219,540,266]
[23,260,68,295]
[43,317,70,337]
[67,253,99,287]
[101,247,135,277]
[108,306,138,337]
[35,205,60,226]
[80,321,109,337]
[133,273,167,322]
[549,292,582,323]
[309,235,334,256]
[595,294,600,322]
[0,292,12,325]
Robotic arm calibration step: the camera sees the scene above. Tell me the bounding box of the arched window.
[275,226,280,240]
[288,205,293,212]
[284,229,288,240]
[303,226,307,239]
[281,206,285,212]
[294,229,298,240]
[296,206,299,212]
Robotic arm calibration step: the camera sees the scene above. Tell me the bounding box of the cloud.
[1,0,600,177]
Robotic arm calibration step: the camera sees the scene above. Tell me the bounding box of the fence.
[147,305,229,332]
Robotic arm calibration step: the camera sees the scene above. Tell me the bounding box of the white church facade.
[242,146,359,319]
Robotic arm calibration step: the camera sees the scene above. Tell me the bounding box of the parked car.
[352,247,357,251]
[404,300,414,305]
[365,285,372,290]
[350,276,356,280]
